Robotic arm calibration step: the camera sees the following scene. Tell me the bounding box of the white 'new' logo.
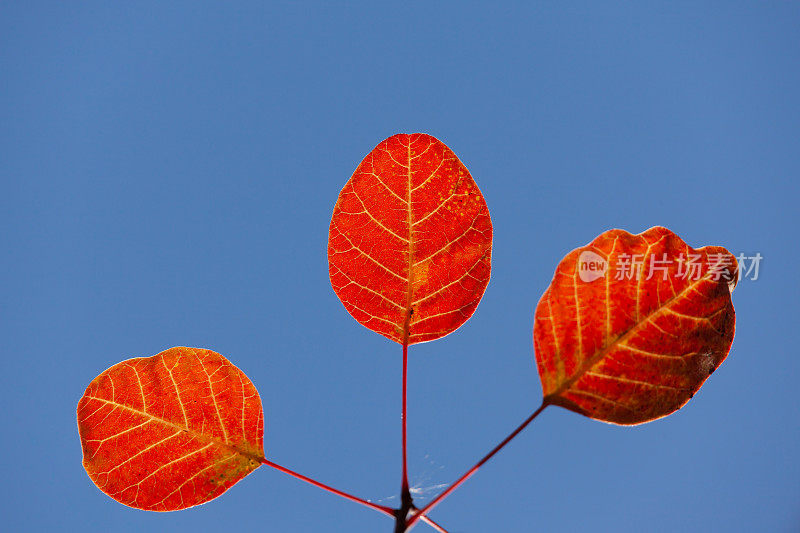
[578,250,607,283]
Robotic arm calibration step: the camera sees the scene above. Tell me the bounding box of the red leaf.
[534,227,737,425]
[77,347,264,511]
[328,133,493,345]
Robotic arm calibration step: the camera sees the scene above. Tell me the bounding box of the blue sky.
[1,2,798,532]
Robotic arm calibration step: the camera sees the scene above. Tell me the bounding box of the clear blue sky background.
[2,2,798,532]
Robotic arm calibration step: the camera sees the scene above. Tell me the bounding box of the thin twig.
[406,402,549,529]
[417,509,450,532]
[402,342,410,496]
[260,458,394,516]
[395,341,414,532]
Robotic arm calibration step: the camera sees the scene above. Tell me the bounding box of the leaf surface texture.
[534,227,737,424]
[77,347,264,511]
[329,133,492,344]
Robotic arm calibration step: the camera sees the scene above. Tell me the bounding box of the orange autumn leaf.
[77,347,264,511]
[534,227,737,425]
[328,133,492,345]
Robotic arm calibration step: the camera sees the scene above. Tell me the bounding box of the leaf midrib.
[401,138,414,345]
[85,395,264,462]
[546,266,721,402]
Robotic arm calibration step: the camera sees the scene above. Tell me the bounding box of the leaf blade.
[328,133,492,345]
[534,227,737,425]
[77,347,264,511]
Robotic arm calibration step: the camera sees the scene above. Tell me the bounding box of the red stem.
[260,458,394,517]
[417,513,449,532]
[401,342,410,495]
[393,341,414,532]
[406,402,548,529]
